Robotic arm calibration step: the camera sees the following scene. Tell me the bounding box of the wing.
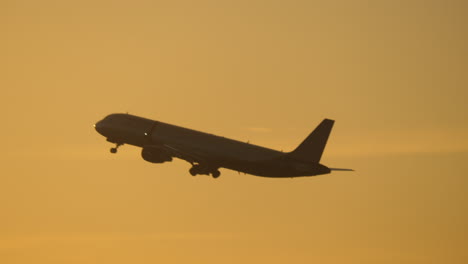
[148,143,215,166]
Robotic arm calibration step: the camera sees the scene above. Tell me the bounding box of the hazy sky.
[1,0,467,263]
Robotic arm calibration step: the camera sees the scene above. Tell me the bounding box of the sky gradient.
[2,0,467,263]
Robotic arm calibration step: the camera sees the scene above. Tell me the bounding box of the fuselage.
[94,113,331,177]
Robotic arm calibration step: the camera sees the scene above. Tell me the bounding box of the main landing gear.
[189,164,221,179]
[110,143,123,154]
[212,170,221,179]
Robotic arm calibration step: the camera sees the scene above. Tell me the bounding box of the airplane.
[94,113,353,178]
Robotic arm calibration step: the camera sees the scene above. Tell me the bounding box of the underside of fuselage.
[217,157,331,177]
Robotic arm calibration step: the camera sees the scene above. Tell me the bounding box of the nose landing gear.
[110,143,123,154]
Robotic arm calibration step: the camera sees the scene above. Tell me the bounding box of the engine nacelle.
[141,147,173,163]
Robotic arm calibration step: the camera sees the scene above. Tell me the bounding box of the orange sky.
[1,0,467,263]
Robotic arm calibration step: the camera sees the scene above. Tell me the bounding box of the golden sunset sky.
[1,0,467,263]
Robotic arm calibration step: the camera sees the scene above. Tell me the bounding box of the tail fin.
[288,119,334,163]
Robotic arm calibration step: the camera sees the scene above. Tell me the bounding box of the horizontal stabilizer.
[329,168,354,171]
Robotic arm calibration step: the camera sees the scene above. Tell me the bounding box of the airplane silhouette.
[95,113,352,178]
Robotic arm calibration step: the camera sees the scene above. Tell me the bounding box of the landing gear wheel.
[109,142,123,154]
[211,170,221,179]
[189,167,197,176]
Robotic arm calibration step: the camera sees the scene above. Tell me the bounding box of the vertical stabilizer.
[288,119,334,163]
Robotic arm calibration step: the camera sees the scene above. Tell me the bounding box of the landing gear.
[189,167,198,176]
[109,143,123,154]
[211,170,221,179]
[189,165,221,178]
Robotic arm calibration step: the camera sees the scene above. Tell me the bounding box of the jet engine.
[141,147,173,163]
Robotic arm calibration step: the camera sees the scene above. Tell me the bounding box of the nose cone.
[94,120,105,135]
